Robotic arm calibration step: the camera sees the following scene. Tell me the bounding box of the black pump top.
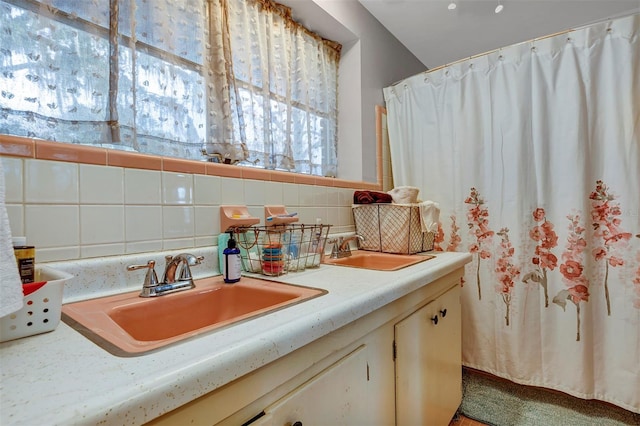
[227,230,237,249]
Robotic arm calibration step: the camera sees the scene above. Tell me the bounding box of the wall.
[312,0,426,183]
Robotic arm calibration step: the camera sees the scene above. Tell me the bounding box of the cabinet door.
[395,285,461,426]
[258,345,373,426]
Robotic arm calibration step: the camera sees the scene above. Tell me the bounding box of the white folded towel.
[0,158,23,318]
[419,200,440,233]
[387,186,420,204]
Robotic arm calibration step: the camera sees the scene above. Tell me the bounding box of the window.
[0,0,339,176]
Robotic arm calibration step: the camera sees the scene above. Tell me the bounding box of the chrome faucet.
[162,253,204,284]
[127,253,204,297]
[329,234,365,258]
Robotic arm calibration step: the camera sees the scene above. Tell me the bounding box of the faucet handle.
[326,238,340,259]
[127,260,159,288]
[177,255,204,281]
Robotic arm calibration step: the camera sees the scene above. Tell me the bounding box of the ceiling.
[358,0,640,68]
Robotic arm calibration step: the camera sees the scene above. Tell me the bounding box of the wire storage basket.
[352,204,434,254]
[234,223,331,277]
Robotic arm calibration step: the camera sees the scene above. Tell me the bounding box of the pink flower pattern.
[465,188,494,300]
[433,222,445,251]
[446,214,462,252]
[553,213,590,341]
[523,208,558,307]
[589,180,632,315]
[495,228,520,325]
[458,181,637,331]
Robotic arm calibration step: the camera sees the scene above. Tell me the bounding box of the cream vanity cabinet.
[395,284,462,426]
[148,269,463,426]
[251,345,375,426]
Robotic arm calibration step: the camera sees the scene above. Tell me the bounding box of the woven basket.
[352,204,434,254]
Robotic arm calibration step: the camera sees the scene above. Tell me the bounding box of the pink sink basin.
[322,251,435,271]
[62,276,325,356]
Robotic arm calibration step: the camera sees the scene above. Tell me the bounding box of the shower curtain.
[384,14,639,413]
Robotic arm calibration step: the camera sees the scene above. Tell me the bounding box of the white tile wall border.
[2,156,357,263]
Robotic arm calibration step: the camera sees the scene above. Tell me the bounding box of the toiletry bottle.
[223,231,242,283]
[12,236,35,284]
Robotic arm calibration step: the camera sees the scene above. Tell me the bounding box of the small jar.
[13,236,35,284]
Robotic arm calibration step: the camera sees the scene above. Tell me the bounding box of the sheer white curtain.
[0,0,339,176]
[220,0,340,176]
[384,14,640,412]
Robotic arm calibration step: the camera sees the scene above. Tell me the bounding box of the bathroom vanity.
[0,251,470,425]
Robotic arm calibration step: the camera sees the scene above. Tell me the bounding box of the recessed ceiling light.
[448,1,457,10]
[495,2,504,13]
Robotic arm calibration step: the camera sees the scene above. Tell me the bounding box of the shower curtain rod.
[391,10,639,86]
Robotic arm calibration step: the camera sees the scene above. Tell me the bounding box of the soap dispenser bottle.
[223,231,242,283]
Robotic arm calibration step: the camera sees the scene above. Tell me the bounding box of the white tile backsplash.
[2,156,23,202]
[162,171,194,205]
[5,204,23,237]
[194,206,218,237]
[125,206,162,242]
[195,236,215,248]
[163,237,196,250]
[162,206,195,238]
[312,185,328,206]
[126,240,163,254]
[327,207,340,229]
[25,159,78,203]
[264,181,284,205]
[124,168,161,204]
[80,205,124,244]
[25,205,80,248]
[246,206,263,223]
[194,174,220,205]
[282,183,299,206]
[36,246,80,263]
[326,187,341,207]
[298,184,314,205]
[244,179,266,206]
[81,243,126,259]
[3,156,356,263]
[80,164,124,204]
[220,177,245,204]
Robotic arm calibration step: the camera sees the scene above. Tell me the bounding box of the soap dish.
[220,205,260,232]
[265,205,299,226]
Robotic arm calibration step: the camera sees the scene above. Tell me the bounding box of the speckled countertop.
[0,251,471,425]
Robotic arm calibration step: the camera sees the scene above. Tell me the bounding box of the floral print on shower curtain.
[384,14,640,414]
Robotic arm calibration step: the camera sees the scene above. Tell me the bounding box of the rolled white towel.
[387,186,420,204]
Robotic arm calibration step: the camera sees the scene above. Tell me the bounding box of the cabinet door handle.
[431,315,438,325]
[440,308,447,318]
